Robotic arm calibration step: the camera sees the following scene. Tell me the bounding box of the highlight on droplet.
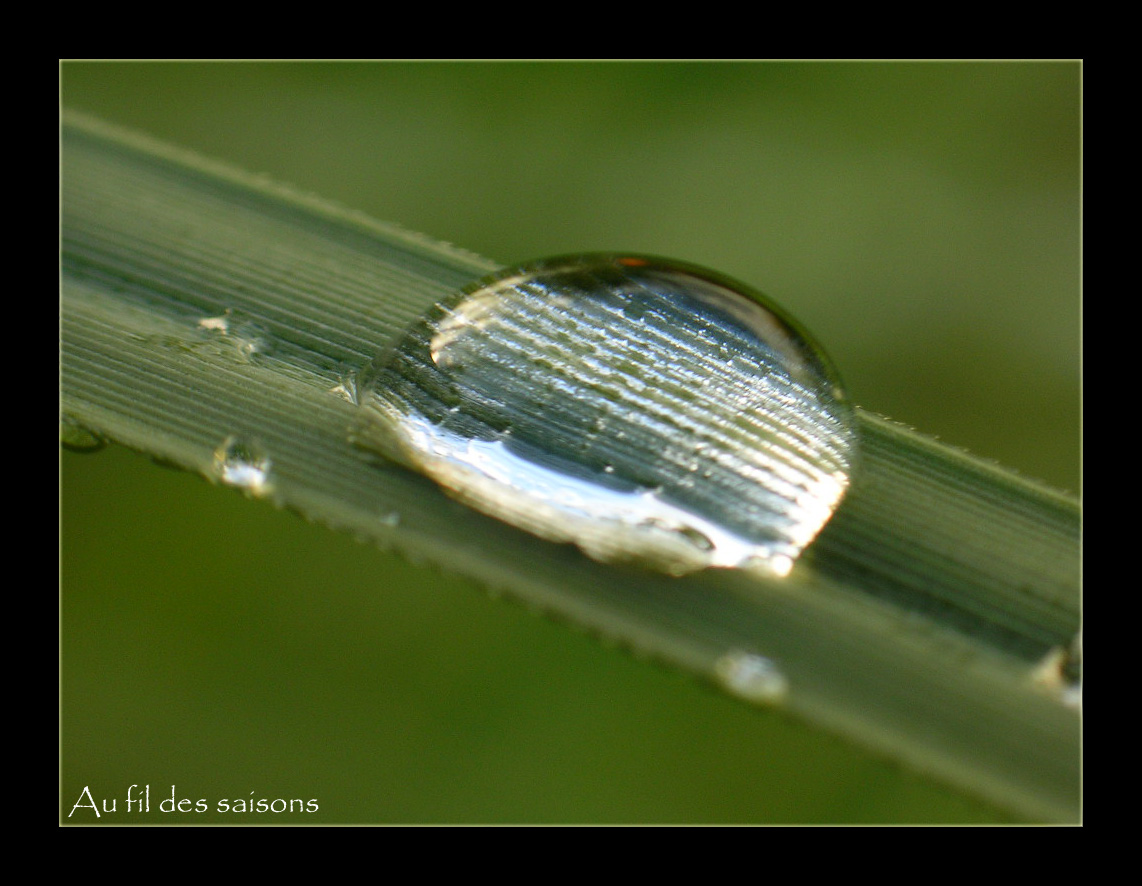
[353,254,857,577]
[212,435,274,497]
[1032,630,1081,710]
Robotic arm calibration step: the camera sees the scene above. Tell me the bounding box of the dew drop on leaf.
[353,254,856,577]
[212,435,274,497]
[61,414,106,454]
[715,650,790,705]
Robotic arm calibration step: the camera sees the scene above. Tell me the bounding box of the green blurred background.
[61,61,1079,823]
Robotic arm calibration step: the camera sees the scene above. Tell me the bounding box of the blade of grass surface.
[60,111,1080,822]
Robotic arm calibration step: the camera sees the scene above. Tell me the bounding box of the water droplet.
[194,310,272,363]
[60,415,105,453]
[1033,630,1081,710]
[197,312,231,334]
[353,254,856,576]
[212,436,274,497]
[715,651,789,705]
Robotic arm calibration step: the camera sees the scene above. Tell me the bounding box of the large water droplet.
[354,254,856,576]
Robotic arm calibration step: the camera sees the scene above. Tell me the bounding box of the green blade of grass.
[61,111,1080,822]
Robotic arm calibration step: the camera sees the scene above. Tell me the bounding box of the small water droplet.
[1033,630,1082,710]
[197,312,231,334]
[194,310,272,363]
[212,436,274,497]
[60,415,105,453]
[353,254,856,576]
[715,651,789,705]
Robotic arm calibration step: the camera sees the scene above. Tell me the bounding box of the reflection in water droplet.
[354,254,856,576]
[60,415,105,453]
[212,436,274,497]
[715,651,789,705]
